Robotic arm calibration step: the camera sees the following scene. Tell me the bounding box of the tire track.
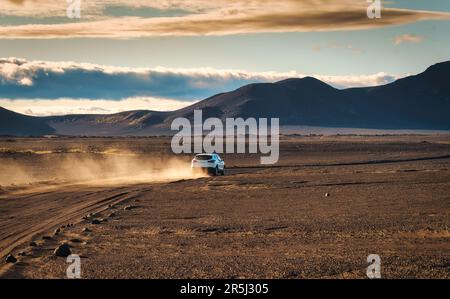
[228,154,450,171]
[0,185,149,261]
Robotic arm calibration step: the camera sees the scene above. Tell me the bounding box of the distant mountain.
[164,76,345,126]
[165,61,450,129]
[1,61,450,136]
[46,110,170,136]
[0,107,55,136]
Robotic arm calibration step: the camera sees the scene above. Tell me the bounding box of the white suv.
[191,154,225,176]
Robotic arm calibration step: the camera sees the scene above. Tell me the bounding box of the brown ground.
[0,135,449,279]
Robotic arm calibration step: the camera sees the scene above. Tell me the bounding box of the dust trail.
[0,153,206,189]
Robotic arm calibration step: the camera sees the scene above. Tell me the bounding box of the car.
[191,153,225,176]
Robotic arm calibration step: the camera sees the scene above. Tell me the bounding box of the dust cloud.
[0,153,206,188]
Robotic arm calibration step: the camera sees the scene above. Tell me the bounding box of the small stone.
[29,241,37,247]
[82,227,92,233]
[91,219,101,225]
[70,238,82,243]
[53,243,71,257]
[54,228,61,235]
[123,206,133,211]
[42,236,52,240]
[108,212,116,218]
[5,254,17,263]
[325,193,330,197]
[18,251,26,257]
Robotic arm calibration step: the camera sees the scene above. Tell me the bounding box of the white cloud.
[0,58,405,116]
[0,57,403,100]
[0,97,195,116]
[316,72,399,88]
[394,34,425,45]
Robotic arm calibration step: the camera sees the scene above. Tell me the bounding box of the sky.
[0,0,449,116]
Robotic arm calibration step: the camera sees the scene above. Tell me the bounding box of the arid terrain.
[0,135,449,279]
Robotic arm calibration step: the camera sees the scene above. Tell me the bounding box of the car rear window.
[195,155,213,160]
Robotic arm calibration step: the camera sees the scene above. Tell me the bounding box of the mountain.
[1,61,450,136]
[338,61,450,129]
[164,76,345,126]
[46,110,170,136]
[165,62,450,129]
[0,107,55,136]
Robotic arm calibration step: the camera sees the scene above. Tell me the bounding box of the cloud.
[0,57,404,116]
[0,0,449,38]
[394,33,425,45]
[0,97,195,116]
[316,72,399,88]
[0,57,403,103]
[7,0,25,5]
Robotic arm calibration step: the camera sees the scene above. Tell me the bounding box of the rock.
[91,219,101,225]
[108,212,116,218]
[5,254,17,263]
[70,238,82,243]
[54,228,61,235]
[100,218,108,223]
[124,206,133,211]
[42,236,52,240]
[325,193,330,197]
[53,243,71,257]
[29,241,38,247]
[82,227,92,233]
[18,251,26,256]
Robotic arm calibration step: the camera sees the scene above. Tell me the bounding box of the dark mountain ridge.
[1,61,449,136]
[0,107,55,136]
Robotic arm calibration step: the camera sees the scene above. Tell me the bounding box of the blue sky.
[0,0,449,115]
